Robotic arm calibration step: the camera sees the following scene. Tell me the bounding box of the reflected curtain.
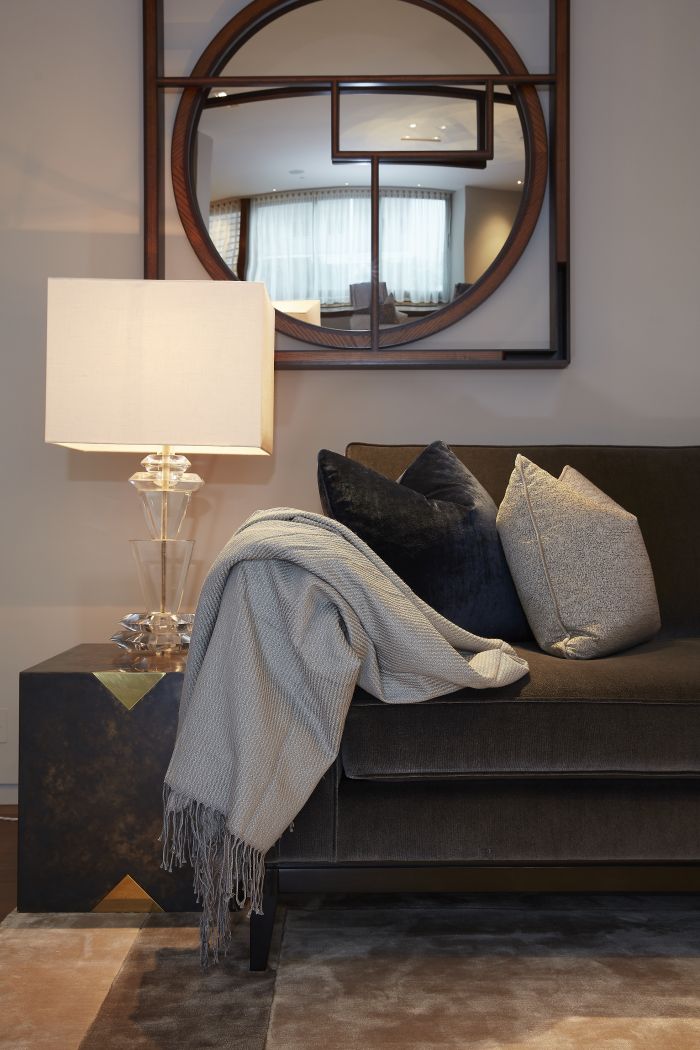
[245,187,450,305]
[380,190,450,304]
[246,189,370,304]
[208,198,241,273]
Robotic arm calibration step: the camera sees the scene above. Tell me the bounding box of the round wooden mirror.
[171,0,547,353]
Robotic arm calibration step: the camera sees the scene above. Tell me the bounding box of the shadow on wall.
[272,367,700,452]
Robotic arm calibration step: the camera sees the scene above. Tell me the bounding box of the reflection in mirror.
[338,90,480,154]
[162,0,560,360]
[198,85,525,330]
[218,0,499,78]
[249,186,372,333]
[199,89,374,331]
[375,185,450,327]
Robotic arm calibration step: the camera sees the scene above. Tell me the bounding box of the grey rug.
[32,895,700,1048]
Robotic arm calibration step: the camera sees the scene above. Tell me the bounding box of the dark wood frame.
[329,80,495,167]
[144,0,569,369]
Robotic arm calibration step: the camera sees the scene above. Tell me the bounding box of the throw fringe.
[161,783,265,967]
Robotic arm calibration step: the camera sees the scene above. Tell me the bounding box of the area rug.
[2,895,700,1049]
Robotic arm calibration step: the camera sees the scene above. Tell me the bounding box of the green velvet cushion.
[317,441,531,641]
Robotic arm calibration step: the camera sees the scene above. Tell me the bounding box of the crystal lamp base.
[112,611,195,653]
[116,447,204,654]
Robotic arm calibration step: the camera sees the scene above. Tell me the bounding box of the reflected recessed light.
[432,137,440,141]
[439,125,447,130]
[409,122,417,129]
[344,182,349,186]
[417,183,422,187]
[215,91,227,98]
[517,179,523,185]
[272,188,277,192]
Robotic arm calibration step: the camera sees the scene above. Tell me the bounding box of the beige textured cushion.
[496,455,661,659]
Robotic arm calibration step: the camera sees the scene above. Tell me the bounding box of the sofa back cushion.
[346,445,700,631]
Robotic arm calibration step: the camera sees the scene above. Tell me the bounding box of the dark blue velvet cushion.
[317,441,531,641]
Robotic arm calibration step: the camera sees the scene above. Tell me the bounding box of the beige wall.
[1,0,699,800]
[463,187,522,284]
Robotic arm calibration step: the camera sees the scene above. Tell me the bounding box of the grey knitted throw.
[162,509,529,964]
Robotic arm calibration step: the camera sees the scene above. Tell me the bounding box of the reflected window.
[246,188,371,305]
[379,190,450,305]
[208,197,242,273]
[218,186,450,309]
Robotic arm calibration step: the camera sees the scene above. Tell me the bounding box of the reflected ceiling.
[200,89,526,199]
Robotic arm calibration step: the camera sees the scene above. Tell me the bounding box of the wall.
[1,0,699,801]
[463,187,522,284]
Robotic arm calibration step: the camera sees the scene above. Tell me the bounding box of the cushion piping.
[516,455,576,657]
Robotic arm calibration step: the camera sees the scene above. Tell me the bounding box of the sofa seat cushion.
[341,633,700,779]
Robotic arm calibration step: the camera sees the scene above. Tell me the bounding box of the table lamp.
[45,278,275,654]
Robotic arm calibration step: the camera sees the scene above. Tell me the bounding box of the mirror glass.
[338,90,480,154]
[194,0,527,332]
[218,0,499,77]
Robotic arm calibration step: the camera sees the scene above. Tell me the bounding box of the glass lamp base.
[115,448,204,656]
[130,538,194,614]
[119,538,195,653]
[112,610,195,654]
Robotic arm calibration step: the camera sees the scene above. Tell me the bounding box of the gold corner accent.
[93,670,165,710]
[93,874,164,913]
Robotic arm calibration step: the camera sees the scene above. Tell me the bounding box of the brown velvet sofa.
[250,444,700,969]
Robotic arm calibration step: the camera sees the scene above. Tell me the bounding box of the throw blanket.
[162,509,529,963]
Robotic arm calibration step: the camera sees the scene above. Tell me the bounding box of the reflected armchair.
[349,282,409,328]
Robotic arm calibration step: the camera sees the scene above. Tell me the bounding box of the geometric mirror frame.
[144,0,569,369]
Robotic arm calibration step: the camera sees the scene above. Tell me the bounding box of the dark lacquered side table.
[18,644,197,913]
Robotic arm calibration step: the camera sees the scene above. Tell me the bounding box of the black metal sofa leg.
[249,868,279,971]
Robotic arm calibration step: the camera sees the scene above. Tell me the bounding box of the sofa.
[249,444,700,969]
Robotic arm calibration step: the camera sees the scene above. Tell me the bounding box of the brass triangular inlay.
[93,670,165,710]
[93,874,164,913]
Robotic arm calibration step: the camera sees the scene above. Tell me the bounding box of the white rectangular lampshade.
[273,300,321,326]
[46,279,275,455]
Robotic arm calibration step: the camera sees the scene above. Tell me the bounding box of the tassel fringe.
[161,783,265,967]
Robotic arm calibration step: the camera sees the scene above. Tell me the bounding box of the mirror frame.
[144,0,569,369]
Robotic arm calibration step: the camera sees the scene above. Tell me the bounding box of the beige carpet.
[1,895,699,1049]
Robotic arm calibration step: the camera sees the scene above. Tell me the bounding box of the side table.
[18,644,196,912]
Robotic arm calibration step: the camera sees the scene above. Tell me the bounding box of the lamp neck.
[128,450,204,540]
[140,446,191,491]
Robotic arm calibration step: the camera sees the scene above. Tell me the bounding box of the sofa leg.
[249,868,278,971]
